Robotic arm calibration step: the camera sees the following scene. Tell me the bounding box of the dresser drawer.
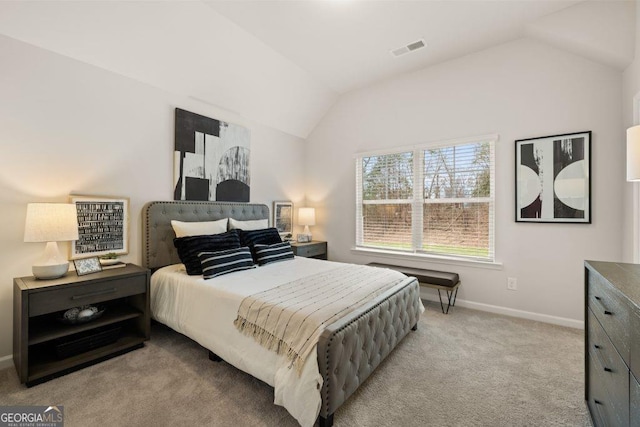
[294,242,326,258]
[588,271,631,364]
[588,309,630,426]
[29,275,147,316]
[588,350,621,427]
[588,350,614,427]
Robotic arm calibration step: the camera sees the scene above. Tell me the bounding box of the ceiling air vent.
[391,39,426,58]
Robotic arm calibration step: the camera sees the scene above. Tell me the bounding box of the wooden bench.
[367,263,460,314]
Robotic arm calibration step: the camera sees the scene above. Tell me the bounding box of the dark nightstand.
[290,240,327,260]
[13,264,150,386]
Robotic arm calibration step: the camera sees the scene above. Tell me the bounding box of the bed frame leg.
[411,323,418,331]
[318,414,333,427]
[208,350,222,362]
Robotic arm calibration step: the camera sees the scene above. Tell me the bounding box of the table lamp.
[298,207,316,241]
[24,203,79,279]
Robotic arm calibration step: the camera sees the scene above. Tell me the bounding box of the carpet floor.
[0,301,591,426]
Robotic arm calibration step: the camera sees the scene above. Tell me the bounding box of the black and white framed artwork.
[174,108,251,202]
[69,195,129,259]
[273,201,293,236]
[515,131,591,223]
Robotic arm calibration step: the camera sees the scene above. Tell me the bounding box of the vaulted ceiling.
[0,1,635,138]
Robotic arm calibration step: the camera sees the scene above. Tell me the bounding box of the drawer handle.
[594,399,603,405]
[594,296,613,315]
[604,367,612,373]
[594,344,601,349]
[71,288,117,300]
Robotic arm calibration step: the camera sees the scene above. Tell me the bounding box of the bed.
[142,201,423,426]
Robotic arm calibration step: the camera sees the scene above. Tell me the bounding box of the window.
[356,135,496,262]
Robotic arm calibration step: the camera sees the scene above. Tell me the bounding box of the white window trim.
[350,246,503,270]
[355,133,499,263]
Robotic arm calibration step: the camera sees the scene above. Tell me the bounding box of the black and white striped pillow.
[173,230,241,275]
[198,247,256,279]
[253,242,295,266]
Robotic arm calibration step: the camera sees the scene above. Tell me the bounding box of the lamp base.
[32,263,69,280]
[32,241,70,280]
[302,225,312,241]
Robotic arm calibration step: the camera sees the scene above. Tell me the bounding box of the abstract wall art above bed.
[174,108,251,202]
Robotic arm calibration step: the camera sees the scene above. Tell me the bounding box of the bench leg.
[437,287,459,314]
[444,287,459,314]
[450,288,459,307]
[208,350,222,362]
[411,323,418,331]
[437,289,445,314]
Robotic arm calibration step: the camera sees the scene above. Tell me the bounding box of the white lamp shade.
[24,203,79,242]
[298,208,316,226]
[627,125,640,181]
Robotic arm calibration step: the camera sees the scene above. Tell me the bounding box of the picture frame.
[73,257,103,276]
[515,131,591,223]
[69,195,130,259]
[297,234,311,243]
[273,201,293,237]
[174,108,251,202]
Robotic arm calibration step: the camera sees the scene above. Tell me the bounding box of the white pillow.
[171,218,228,238]
[228,218,269,231]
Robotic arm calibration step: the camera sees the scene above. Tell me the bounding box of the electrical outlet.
[507,277,517,291]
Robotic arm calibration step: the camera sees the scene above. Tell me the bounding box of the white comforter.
[151,257,354,426]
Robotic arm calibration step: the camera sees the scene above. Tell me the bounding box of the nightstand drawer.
[294,242,326,258]
[29,275,146,316]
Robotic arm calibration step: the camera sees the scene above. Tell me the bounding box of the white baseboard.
[420,293,584,330]
[0,354,13,370]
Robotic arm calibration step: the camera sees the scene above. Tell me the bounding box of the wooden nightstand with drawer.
[13,263,150,386]
[290,241,327,260]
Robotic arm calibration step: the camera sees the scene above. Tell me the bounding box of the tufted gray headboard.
[142,201,269,271]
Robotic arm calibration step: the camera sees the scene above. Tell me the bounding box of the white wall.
[0,35,308,363]
[0,1,337,139]
[622,0,640,263]
[306,38,624,326]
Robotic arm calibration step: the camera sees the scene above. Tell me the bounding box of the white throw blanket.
[234,264,406,373]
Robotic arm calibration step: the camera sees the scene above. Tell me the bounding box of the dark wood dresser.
[584,261,640,426]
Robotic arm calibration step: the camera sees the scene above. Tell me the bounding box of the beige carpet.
[0,301,591,426]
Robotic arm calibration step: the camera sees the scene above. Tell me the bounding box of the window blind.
[357,152,414,250]
[356,137,495,262]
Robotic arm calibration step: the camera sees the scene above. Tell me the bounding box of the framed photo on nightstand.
[73,257,103,276]
[296,234,311,243]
